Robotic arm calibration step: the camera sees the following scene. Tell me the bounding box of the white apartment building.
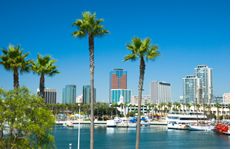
[195,65,213,104]
[151,81,171,104]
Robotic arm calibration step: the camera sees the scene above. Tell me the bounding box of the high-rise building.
[195,65,213,104]
[62,85,76,104]
[183,75,200,104]
[109,68,127,103]
[150,81,171,104]
[44,88,57,104]
[83,85,96,104]
[111,89,131,104]
[37,88,57,104]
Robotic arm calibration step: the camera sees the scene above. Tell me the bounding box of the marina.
[53,125,230,149]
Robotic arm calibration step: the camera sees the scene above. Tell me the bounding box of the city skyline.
[0,0,230,103]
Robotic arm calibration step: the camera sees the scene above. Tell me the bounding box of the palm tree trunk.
[13,68,19,89]
[89,34,95,149]
[216,106,219,122]
[136,57,145,149]
[39,73,45,99]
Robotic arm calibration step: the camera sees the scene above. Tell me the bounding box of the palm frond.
[124,54,137,61]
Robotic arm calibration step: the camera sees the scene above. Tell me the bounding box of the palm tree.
[205,104,211,115]
[186,103,191,112]
[196,103,201,112]
[0,45,32,89]
[167,102,172,112]
[124,37,159,149]
[214,103,221,122]
[72,11,108,149]
[175,102,181,112]
[32,54,59,99]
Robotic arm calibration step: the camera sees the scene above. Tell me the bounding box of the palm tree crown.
[73,11,108,38]
[0,45,32,88]
[0,45,31,73]
[124,37,159,62]
[32,54,59,76]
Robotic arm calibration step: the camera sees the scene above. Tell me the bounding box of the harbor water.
[53,125,230,149]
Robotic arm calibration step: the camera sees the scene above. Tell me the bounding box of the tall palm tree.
[72,11,108,149]
[0,45,32,89]
[32,54,59,99]
[124,37,159,149]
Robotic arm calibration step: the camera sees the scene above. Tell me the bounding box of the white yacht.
[106,120,117,127]
[167,112,208,130]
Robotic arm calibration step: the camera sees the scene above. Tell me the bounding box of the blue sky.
[0,0,230,103]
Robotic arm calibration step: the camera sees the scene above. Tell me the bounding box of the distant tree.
[127,112,135,117]
[186,103,191,111]
[124,37,159,149]
[167,102,172,112]
[32,54,59,98]
[214,103,221,122]
[0,45,32,89]
[196,104,201,112]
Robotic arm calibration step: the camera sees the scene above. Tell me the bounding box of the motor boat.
[106,120,117,127]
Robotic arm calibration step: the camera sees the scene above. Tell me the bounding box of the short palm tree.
[72,11,108,149]
[0,45,32,89]
[205,104,210,114]
[175,102,181,112]
[124,37,159,149]
[32,54,59,98]
[167,102,172,112]
[214,103,221,122]
[186,103,191,112]
[196,103,201,112]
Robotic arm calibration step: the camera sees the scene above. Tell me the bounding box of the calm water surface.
[53,125,230,149]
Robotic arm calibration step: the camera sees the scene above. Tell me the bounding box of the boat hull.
[188,125,214,131]
[167,123,189,130]
[106,120,117,127]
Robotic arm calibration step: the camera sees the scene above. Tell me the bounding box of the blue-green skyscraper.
[62,85,76,104]
[111,89,131,104]
[83,85,96,104]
